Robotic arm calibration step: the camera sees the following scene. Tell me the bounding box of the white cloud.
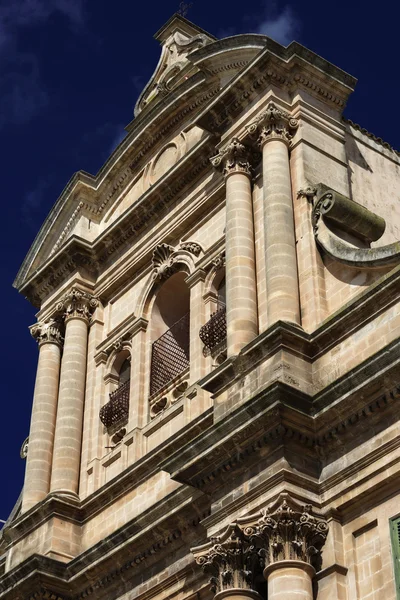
[254,5,300,46]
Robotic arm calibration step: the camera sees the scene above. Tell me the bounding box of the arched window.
[150,272,190,398]
[217,276,226,309]
[99,352,131,431]
[118,358,130,386]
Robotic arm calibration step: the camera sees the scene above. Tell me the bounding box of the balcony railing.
[99,379,130,429]
[199,306,227,356]
[150,312,190,397]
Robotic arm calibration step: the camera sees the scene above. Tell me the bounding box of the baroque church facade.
[1,13,400,600]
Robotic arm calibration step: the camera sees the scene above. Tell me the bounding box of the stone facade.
[1,12,400,600]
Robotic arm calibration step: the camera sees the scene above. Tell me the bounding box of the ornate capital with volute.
[30,318,64,348]
[191,524,262,595]
[56,288,98,323]
[246,102,299,148]
[242,494,328,572]
[210,138,255,178]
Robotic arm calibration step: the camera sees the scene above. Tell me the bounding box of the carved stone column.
[247,103,300,326]
[192,524,262,600]
[22,320,64,513]
[211,139,258,357]
[244,494,329,600]
[50,288,98,498]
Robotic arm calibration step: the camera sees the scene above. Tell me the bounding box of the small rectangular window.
[390,516,400,599]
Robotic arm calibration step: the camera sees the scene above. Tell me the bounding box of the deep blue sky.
[1,0,398,523]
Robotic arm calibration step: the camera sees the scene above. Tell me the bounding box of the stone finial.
[246,102,299,148]
[30,318,64,347]
[192,524,262,595]
[210,138,255,178]
[56,288,98,323]
[242,494,328,571]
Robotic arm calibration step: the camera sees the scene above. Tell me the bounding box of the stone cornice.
[194,43,356,135]
[2,408,213,546]
[14,73,220,296]
[18,135,217,307]
[0,490,210,600]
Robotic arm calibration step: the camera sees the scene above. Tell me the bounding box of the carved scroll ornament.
[31,318,64,347]
[192,524,262,595]
[210,138,256,178]
[247,102,298,148]
[242,494,328,571]
[56,288,98,323]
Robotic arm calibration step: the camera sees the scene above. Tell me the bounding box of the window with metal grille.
[390,516,400,598]
[150,312,190,397]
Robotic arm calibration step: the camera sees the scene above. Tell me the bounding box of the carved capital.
[247,102,298,148]
[243,494,328,571]
[192,524,263,594]
[210,138,256,178]
[31,318,64,347]
[56,288,98,323]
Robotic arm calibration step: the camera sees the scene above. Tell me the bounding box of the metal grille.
[150,312,190,397]
[199,306,227,354]
[99,379,130,428]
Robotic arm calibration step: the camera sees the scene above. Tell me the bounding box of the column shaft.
[225,171,258,356]
[262,139,300,325]
[22,342,61,512]
[266,562,314,600]
[50,317,88,496]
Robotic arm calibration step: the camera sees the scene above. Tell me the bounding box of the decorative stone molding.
[210,138,256,178]
[246,102,298,148]
[20,437,29,459]
[30,318,64,348]
[297,186,317,202]
[242,494,328,572]
[56,288,98,323]
[192,524,263,594]
[151,243,176,280]
[212,251,226,270]
[180,241,202,256]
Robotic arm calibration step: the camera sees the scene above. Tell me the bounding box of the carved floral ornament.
[192,494,328,593]
[151,241,202,280]
[30,318,64,347]
[210,138,258,178]
[246,102,299,148]
[56,288,98,323]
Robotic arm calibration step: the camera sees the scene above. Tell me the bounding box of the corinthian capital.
[210,138,255,178]
[56,288,98,323]
[31,318,64,347]
[191,524,262,595]
[246,102,298,148]
[242,494,328,571]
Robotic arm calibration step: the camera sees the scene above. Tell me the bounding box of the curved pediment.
[134,14,216,116]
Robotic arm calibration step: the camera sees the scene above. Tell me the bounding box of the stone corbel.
[312,187,400,268]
